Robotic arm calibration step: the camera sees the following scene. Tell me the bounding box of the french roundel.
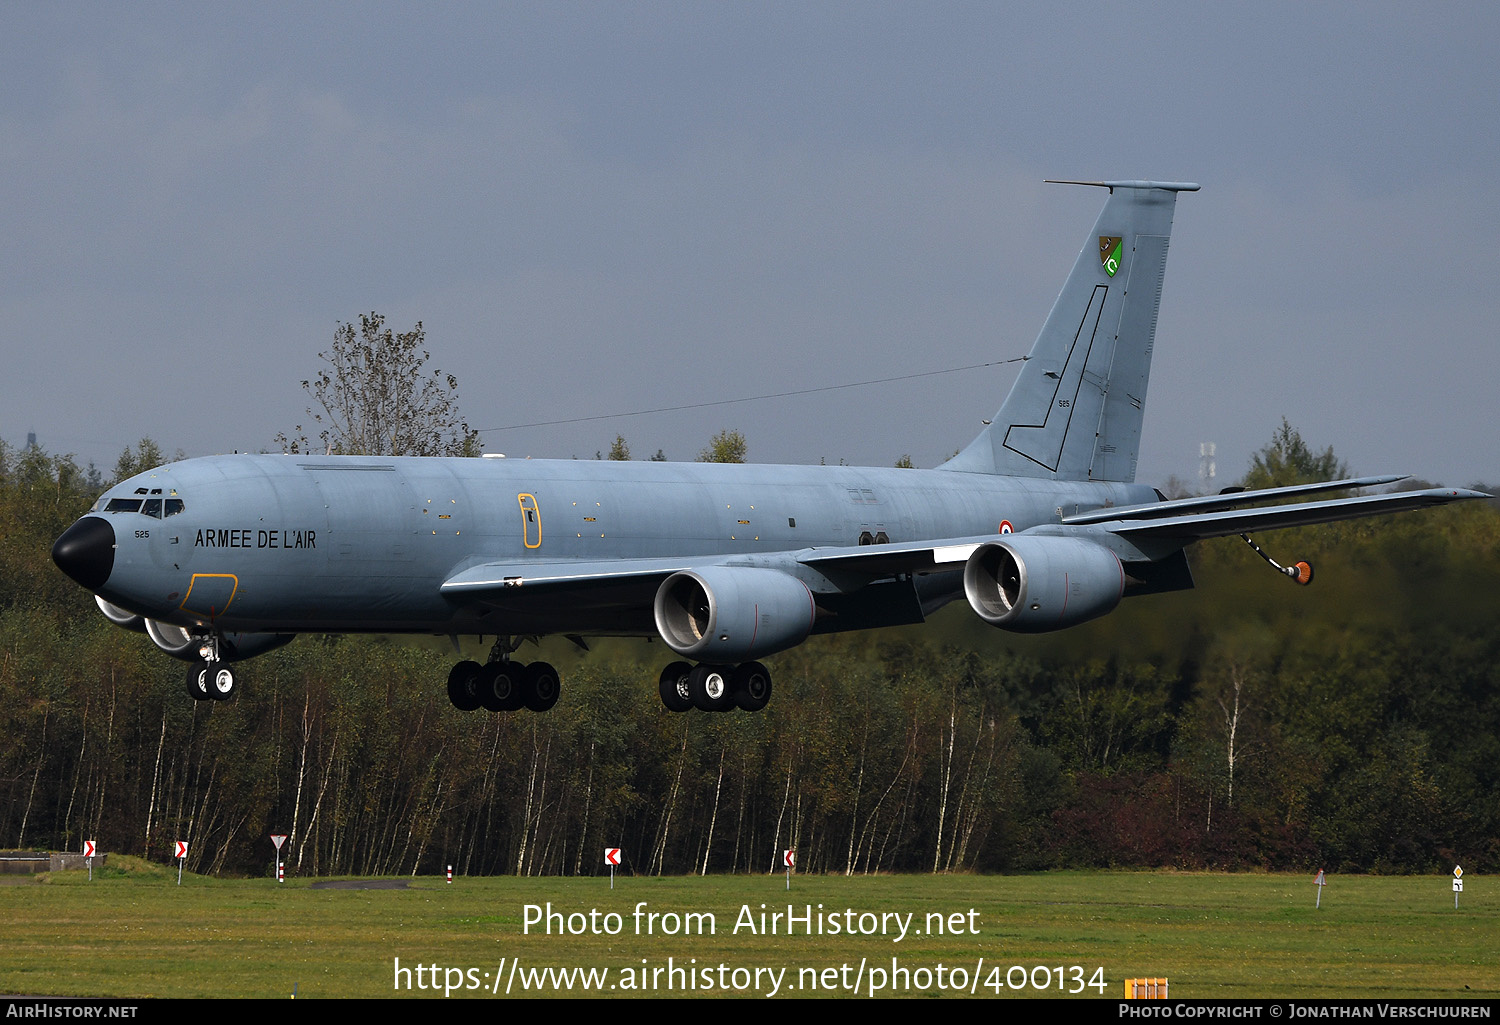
[998,520,1013,534]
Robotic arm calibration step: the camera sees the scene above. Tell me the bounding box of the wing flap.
[795,535,999,577]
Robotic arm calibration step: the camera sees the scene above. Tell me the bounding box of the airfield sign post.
[271,833,287,883]
[1314,869,1326,908]
[175,841,188,885]
[1454,865,1463,909]
[605,847,621,889]
[784,849,795,890]
[83,840,96,881]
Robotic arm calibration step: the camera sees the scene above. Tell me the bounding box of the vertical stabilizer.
[942,180,1197,482]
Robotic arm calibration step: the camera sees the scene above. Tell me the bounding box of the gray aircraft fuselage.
[89,453,1154,637]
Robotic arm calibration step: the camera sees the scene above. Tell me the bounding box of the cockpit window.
[98,495,185,516]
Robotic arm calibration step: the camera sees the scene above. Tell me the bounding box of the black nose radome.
[52,517,115,591]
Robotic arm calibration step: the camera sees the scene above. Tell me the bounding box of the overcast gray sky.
[4,2,1496,489]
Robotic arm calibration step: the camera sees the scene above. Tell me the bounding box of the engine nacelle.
[654,567,816,662]
[143,618,296,663]
[144,618,197,658]
[962,535,1124,633]
[95,595,146,633]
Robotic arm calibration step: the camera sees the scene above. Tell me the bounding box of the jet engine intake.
[654,567,816,662]
[95,595,146,633]
[962,535,1124,632]
[144,619,197,659]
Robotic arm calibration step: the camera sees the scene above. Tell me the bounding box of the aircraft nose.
[52,516,115,591]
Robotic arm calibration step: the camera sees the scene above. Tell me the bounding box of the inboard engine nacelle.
[141,618,296,663]
[93,598,296,663]
[654,566,817,662]
[963,535,1125,632]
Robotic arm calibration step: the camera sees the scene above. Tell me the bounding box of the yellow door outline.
[518,493,542,548]
[180,573,239,618]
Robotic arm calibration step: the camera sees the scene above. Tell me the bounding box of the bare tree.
[276,313,480,457]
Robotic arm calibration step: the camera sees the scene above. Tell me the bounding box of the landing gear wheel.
[186,662,211,701]
[478,662,524,712]
[447,660,483,711]
[522,661,561,712]
[731,661,773,712]
[689,664,734,712]
[208,666,236,701]
[659,661,693,712]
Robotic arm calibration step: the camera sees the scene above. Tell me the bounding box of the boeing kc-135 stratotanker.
[51,181,1487,714]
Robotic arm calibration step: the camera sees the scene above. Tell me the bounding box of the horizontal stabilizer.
[1062,475,1411,525]
[1100,487,1488,541]
[1043,180,1201,193]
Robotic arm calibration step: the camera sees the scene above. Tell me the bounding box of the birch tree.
[276,313,480,457]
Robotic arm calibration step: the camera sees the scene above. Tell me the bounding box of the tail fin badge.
[1100,236,1123,277]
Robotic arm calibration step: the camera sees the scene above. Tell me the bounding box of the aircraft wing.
[439,557,704,632]
[1089,485,1488,542]
[440,541,990,601]
[437,483,1487,614]
[441,556,698,595]
[793,536,1001,577]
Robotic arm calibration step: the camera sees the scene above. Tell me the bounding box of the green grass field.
[0,858,1492,999]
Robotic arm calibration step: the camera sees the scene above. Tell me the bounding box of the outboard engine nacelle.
[963,535,1125,633]
[654,567,817,662]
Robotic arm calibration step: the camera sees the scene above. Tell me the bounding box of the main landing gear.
[658,661,772,713]
[443,640,775,715]
[447,637,560,713]
[184,633,237,702]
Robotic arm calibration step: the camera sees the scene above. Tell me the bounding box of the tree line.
[1,431,1496,877]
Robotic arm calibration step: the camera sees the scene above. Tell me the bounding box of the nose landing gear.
[184,634,236,702]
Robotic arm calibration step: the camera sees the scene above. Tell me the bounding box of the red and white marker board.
[604,847,621,866]
[175,841,188,859]
[83,840,96,858]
